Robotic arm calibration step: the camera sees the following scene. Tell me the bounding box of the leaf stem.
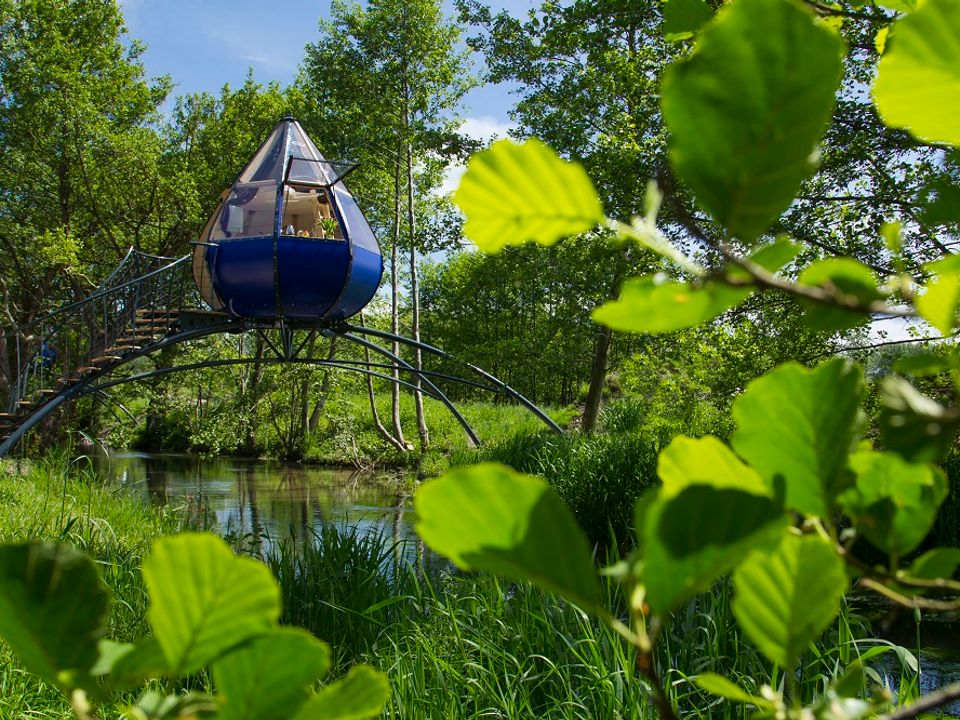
[608,218,706,277]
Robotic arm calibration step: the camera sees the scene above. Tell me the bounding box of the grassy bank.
[0,456,196,719]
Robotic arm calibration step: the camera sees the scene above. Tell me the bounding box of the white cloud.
[460,115,516,144]
[436,115,516,196]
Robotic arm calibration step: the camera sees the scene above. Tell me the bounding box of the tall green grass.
[472,431,659,549]
[257,519,921,719]
[264,524,419,673]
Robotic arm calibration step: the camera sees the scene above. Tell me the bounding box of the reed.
[263,523,420,673]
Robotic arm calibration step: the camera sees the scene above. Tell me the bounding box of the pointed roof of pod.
[238,116,356,187]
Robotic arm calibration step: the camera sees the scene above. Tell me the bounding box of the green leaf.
[879,376,960,462]
[661,0,843,242]
[214,628,331,720]
[593,275,751,334]
[594,238,799,334]
[454,138,605,253]
[907,547,960,581]
[916,253,960,335]
[103,637,170,688]
[919,177,960,226]
[878,0,921,11]
[841,451,947,557]
[797,258,884,332]
[663,0,714,41]
[746,236,803,273]
[731,359,864,516]
[695,673,773,707]
[643,484,787,613]
[642,437,787,614]
[0,542,108,689]
[893,349,958,376]
[415,463,600,611]
[294,665,390,720]
[143,533,281,675]
[733,534,847,669]
[658,436,771,497]
[832,662,867,698]
[873,0,960,147]
[134,690,218,720]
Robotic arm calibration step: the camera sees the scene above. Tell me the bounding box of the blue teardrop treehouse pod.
[192,117,383,321]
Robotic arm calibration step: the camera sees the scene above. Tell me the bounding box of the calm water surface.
[87,451,418,555]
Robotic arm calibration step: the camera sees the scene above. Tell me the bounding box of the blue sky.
[119,0,535,137]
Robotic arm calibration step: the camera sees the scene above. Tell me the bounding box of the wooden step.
[89,355,122,365]
[104,346,138,355]
[117,336,158,345]
[16,401,34,409]
[76,366,99,374]
[38,388,58,396]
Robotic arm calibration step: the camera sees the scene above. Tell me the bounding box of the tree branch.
[876,682,960,720]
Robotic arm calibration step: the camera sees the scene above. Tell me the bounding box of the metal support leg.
[340,333,481,448]
[338,322,563,434]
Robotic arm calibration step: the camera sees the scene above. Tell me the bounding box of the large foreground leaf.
[0,542,108,689]
[797,258,883,332]
[879,376,960,463]
[662,0,843,242]
[731,359,864,516]
[640,438,786,613]
[415,463,599,611]
[143,533,280,675]
[594,238,800,333]
[593,276,750,333]
[916,254,960,336]
[294,666,390,720]
[454,139,605,252]
[733,534,847,669]
[214,628,331,720]
[641,484,786,614]
[873,0,960,147]
[663,0,714,41]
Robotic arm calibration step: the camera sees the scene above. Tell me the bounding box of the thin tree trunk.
[244,335,265,452]
[390,155,407,447]
[404,82,429,451]
[581,325,612,432]
[308,336,338,434]
[298,333,317,443]
[361,315,407,452]
[582,249,628,432]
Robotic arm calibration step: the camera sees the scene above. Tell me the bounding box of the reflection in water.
[89,451,421,562]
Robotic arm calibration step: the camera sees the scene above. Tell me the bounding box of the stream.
[85,450,960,714]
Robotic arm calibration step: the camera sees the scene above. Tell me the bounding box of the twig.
[859,578,960,612]
[720,244,916,318]
[876,682,960,720]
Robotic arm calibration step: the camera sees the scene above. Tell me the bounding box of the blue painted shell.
[192,118,382,320]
